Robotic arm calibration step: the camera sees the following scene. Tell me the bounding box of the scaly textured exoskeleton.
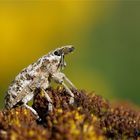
[4,45,77,119]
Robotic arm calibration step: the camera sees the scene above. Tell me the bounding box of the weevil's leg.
[22,92,39,119]
[63,76,77,90]
[52,72,75,104]
[24,104,39,119]
[62,82,74,104]
[42,88,53,111]
[52,72,76,89]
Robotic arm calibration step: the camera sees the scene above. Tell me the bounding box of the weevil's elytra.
[4,45,77,119]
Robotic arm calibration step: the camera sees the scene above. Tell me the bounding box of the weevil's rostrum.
[4,45,77,119]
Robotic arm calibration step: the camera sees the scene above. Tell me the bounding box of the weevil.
[4,45,77,120]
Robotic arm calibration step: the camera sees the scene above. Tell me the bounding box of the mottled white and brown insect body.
[4,45,77,119]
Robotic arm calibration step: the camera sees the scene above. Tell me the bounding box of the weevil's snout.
[62,45,75,55]
[53,45,74,57]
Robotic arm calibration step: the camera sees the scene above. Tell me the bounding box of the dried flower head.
[0,87,140,140]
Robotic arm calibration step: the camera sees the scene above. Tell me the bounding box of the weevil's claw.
[36,117,43,124]
[69,97,74,104]
[36,118,44,125]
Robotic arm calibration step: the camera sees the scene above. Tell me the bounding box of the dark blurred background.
[0,1,140,108]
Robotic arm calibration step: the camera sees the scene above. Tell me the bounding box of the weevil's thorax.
[41,53,62,74]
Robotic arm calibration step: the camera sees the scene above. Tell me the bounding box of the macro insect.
[4,45,77,120]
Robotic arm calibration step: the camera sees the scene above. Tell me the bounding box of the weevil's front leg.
[22,92,40,119]
[63,76,77,90]
[41,88,53,111]
[52,72,75,104]
[62,82,74,104]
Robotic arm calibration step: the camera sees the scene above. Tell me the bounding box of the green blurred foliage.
[0,1,140,108]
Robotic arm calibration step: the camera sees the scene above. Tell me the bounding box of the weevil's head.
[53,45,74,56]
[53,45,74,69]
[41,45,75,73]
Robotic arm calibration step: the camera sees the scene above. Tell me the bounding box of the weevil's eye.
[54,51,60,56]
